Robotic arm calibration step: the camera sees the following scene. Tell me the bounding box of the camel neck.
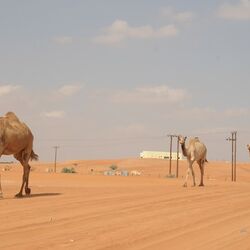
[181,143,188,157]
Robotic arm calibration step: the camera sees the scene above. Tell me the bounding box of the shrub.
[165,173,176,178]
[109,164,118,171]
[61,167,76,173]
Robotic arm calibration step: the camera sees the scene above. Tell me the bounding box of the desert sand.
[0,158,250,250]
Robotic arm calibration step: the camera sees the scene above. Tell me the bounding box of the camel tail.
[30,150,39,161]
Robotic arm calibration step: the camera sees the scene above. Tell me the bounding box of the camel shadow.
[15,192,62,199]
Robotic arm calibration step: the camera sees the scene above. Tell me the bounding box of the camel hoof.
[15,193,23,198]
[25,188,31,195]
[199,184,204,187]
[183,183,187,187]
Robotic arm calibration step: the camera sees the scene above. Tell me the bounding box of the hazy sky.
[0,0,250,162]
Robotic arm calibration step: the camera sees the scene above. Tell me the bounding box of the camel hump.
[194,137,200,142]
[4,112,20,121]
[188,137,200,146]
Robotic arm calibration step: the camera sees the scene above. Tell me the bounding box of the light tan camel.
[247,144,250,156]
[178,135,207,187]
[0,112,38,197]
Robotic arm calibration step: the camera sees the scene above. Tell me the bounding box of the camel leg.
[15,165,26,197]
[25,165,31,195]
[190,165,196,187]
[15,152,31,197]
[15,165,31,197]
[199,161,205,186]
[184,161,196,187]
[0,174,3,198]
[0,151,4,198]
[183,161,192,187]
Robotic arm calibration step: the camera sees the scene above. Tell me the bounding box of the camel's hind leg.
[0,151,4,197]
[14,151,32,197]
[25,164,31,195]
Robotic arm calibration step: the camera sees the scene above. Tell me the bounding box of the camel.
[247,144,250,156]
[0,112,38,197]
[178,135,207,187]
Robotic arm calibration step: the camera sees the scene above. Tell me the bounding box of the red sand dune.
[0,158,250,250]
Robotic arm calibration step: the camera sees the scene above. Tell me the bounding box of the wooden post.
[169,135,173,174]
[233,132,237,182]
[227,131,237,182]
[53,146,59,173]
[176,138,179,178]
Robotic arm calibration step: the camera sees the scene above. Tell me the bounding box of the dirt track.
[0,159,250,250]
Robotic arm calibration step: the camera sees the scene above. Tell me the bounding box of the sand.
[0,159,250,250]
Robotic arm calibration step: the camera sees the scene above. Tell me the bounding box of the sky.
[0,0,250,162]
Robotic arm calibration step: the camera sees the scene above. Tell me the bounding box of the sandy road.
[0,160,250,249]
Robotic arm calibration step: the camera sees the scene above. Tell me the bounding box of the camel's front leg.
[190,165,196,187]
[183,161,196,187]
[199,162,205,186]
[183,167,190,187]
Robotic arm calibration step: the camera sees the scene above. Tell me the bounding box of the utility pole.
[53,146,59,173]
[226,131,237,182]
[176,137,180,178]
[167,134,179,177]
[233,131,237,182]
[168,135,173,174]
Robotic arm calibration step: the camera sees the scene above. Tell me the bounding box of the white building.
[140,151,184,160]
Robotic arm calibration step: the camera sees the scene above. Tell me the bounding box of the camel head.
[247,144,250,153]
[178,135,187,145]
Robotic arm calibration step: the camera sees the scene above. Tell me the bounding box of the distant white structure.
[140,151,184,160]
[130,170,141,176]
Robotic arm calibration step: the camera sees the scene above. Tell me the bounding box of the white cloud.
[93,20,178,45]
[224,108,249,117]
[58,84,83,96]
[0,85,20,96]
[41,111,65,118]
[161,7,195,22]
[115,123,148,137]
[52,36,74,45]
[110,85,189,104]
[217,0,250,20]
